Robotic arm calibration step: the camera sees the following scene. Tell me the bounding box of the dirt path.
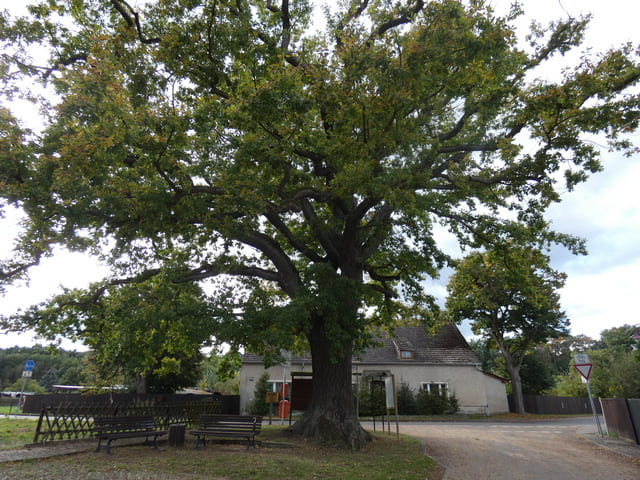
[398,421,640,480]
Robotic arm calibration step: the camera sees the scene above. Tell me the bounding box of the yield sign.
[574,363,593,381]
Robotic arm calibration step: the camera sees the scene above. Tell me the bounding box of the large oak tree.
[1,1,640,447]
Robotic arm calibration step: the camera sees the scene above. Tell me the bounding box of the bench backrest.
[198,414,262,434]
[94,415,158,434]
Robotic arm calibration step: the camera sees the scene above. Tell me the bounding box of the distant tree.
[588,327,640,398]
[17,275,216,393]
[0,346,89,390]
[198,355,220,392]
[199,349,242,395]
[594,325,638,353]
[446,246,568,414]
[57,358,90,386]
[7,378,45,394]
[519,354,554,395]
[214,349,241,394]
[143,349,204,394]
[217,350,242,383]
[546,372,588,398]
[469,338,554,395]
[199,349,241,394]
[213,375,240,395]
[533,336,594,377]
[39,368,58,392]
[468,338,501,374]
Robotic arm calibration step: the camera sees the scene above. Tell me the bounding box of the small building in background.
[240,324,509,416]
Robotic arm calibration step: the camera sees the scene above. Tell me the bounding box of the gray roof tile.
[242,324,479,366]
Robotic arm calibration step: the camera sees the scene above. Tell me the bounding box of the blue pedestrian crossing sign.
[24,360,35,371]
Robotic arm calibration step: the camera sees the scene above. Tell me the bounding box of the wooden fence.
[22,392,238,414]
[31,398,230,443]
[600,398,640,445]
[508,394,602,415]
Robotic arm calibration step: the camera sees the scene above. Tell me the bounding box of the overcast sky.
[1,0,639,350]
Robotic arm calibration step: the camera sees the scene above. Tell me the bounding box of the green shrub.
[415,390,459,415]
[396,382,417,415]
[357,382,385,417]
[248,372,270,415]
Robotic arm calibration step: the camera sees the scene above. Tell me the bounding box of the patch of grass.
[0,405,21,415]
[0,417,38,450]
[0,427,444,480]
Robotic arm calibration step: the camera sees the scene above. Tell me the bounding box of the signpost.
[383,375,399,438]
[14,360,35,413]
[573,353,603,437]
[265,391,279,425]
[280,350,291,425]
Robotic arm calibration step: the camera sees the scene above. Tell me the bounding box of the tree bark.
[134,373,147,395]
[494,335,525,415]
[504,357,525,415]
[292,314,371,450]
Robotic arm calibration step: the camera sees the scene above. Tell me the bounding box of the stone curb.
[575,427,640,462]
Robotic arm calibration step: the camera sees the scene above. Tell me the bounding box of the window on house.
[421,382,448,397]
[400,350,414,359]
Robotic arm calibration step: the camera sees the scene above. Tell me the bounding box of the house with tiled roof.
[240,324,509,415]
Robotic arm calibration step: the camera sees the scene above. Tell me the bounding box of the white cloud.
[559,259,640,338]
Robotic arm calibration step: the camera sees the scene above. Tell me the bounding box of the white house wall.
[240,363,297,414]
[356,363,508,415]
[480,373,510,415]
[240,362,509,416]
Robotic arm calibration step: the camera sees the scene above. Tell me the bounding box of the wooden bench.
[93,415,167,455]
[188,414,262,450]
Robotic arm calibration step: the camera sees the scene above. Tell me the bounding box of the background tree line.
[0,346,90,393]
[470,325,640,400]
[0,345,241,396]
[4,323,639,404]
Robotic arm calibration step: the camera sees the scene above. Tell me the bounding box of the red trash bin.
[278,399,290,419]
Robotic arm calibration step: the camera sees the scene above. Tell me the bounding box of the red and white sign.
[574,363,593,381]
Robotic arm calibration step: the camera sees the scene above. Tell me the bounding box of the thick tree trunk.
[495,337,525,415]
[505,360,525,415]
[134,373,147,395]
[292,315,371,450]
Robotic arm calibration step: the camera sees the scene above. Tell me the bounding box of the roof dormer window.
[400,350,414,360]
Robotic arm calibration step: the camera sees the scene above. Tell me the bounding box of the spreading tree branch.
[371,0,424,39]
[110,0,160,44]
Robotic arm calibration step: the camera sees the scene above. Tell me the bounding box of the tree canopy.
[446,245,569,413]
[1,0,640,447]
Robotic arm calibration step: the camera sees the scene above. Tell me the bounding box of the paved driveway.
[379,419,639,480]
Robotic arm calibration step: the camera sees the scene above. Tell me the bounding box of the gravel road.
[395,419,640,480]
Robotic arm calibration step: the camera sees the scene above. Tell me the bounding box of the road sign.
[574,363,593,381]
[24,360,35,371]
[573,357,602,437]
[573,353,590,364]
[22,370,33,378]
